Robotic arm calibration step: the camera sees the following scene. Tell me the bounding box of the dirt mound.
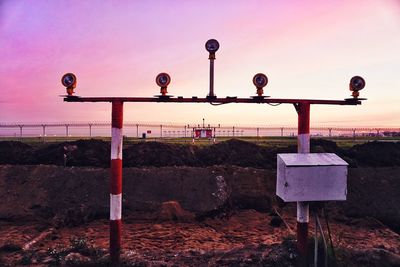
[31,139,110,167]
[0,165,268,225]
[1,139,400,168]
[0,141,33,164]
[348,141,400,167]
[340,167,400,233]
[1,164,400,234]
[197,139,272,168]
[123,141,197,167]
[157,201,195,222]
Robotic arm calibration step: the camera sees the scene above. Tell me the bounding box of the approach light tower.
[61,39,366,266]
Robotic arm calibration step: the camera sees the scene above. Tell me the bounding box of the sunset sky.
[1,0,399,127]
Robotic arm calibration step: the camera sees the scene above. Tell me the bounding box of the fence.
[0,122,399,140]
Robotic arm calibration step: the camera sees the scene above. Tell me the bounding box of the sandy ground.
[1,209,399,266]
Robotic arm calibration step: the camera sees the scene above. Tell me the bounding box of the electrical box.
[277,153,348,202]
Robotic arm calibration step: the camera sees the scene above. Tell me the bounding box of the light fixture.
[156,73,171,96]
[61,73,77,96]
[253,73,268,97]
[349,76,365,98]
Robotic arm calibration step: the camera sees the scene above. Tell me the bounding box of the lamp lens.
[205,39,219,53]
[350,76,365,91]
[62,74,76,87]
[256,76,266,86]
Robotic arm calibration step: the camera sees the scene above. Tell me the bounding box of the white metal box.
[277,153,348,202]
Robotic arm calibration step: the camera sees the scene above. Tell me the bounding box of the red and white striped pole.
[110,101,123,265]
[296,102,310,267]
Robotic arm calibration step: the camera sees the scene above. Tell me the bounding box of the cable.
[316,212,328,267]
[209,102,229,106]
[267,103,282,106]
[314,212,318,267]
[323,208,337,264]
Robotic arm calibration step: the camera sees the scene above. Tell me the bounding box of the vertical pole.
[329,128,332,138]
[213,127,216,143]
[42,125,46,143]
[257,127,259,138]
[281,127,284,137]
[136,124,139,138]
[110,101,123,265]
[209,59,215,97]
[296,102,310,267]
[19,125,23,140]
[66,125,69,137]
[160,125,163,139]
[233,126,235,137]
[89,123,92,137]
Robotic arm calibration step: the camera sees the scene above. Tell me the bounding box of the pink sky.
[1,0,399,127]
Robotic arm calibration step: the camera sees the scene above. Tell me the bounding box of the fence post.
[42,124,46,143]
[19,125,23,140]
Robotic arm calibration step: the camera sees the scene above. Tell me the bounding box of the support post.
[110,101,123,265]
[233,126,235,137]
[89,123,92,137]
[19,125,23,140]
[136,124,139,138]
[42,125,46,143]
[209,59,215,98]
[160,125,163,139]
[213,127,216,143]
[257,127,259,138]
[281,127,284,137]
[66,124,69,137]
[295,102,310,267]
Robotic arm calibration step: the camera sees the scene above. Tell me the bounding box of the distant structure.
[192,118,214,142]
[194,127,213,139]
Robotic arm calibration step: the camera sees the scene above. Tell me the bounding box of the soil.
[0,139,399,266]
[1,138,399,168]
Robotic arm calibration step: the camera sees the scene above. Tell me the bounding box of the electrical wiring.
[267,103,282,106]
[316,212,328,267]
[323,208,337,264]
[209,102,229,106]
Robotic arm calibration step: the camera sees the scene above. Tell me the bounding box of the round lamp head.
[205,39,220,53]
[61,73,77,88]
[156,73,171,88]
[350,76,365,91]
[253,73,268,89]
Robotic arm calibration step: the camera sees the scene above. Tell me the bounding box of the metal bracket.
[293,103,300,114]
